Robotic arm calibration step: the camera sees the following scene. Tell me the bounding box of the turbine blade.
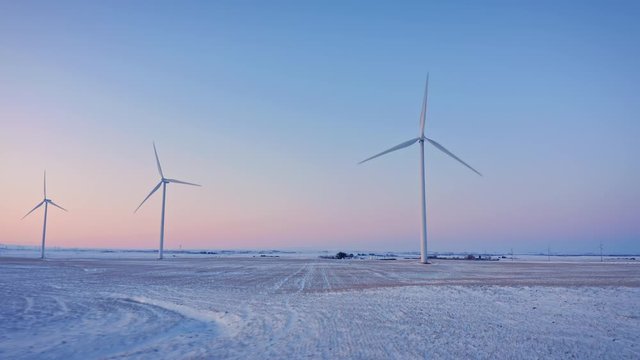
[134,181,163,213]
[419,74,429,137]
[426,138,482,176]
[153,142,164,178]
[49,201,68,212]
[358,138,420,164]
[166,178,201,187]
[22,201,45,220]
[44,170,47,198]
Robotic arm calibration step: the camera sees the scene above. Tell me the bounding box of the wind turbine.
[22,171,68,259]
[359,75,482,264]
[135,143,201,260]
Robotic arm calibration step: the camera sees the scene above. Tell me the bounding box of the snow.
[1,256,638,359]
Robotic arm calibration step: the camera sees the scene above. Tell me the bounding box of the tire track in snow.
[3,257,639,359]
[322,264,332,291]
[271,263,308,292]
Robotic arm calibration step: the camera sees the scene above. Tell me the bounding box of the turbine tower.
[135,143,201,260]
[359,75,481,264]
[22,171,68,259]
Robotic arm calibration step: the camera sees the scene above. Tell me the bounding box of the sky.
[1,1,639,254]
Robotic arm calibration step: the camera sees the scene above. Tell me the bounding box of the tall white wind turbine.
[135,143,201,260]
[359,75,482,264]
[22,171,68,259]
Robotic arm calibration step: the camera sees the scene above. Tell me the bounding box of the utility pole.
[511,248,514,262]
[600,242,603,263]
[547,246,550,262]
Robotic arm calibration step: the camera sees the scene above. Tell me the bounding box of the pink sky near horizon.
[1,1,639,254]
[1,129,635,253]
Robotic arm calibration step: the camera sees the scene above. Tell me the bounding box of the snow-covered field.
[1,256,638,359]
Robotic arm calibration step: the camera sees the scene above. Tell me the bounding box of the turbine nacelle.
[23,172,68,220]
[135,143,202,214]
[359,76,482,176]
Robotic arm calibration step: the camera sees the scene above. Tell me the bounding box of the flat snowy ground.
[1,257,638,359]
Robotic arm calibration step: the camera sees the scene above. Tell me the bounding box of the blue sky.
[1,1,639,253]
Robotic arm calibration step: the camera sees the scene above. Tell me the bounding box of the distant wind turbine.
[135,143,201,260]
[22,171,68,259]
[359,75,482,264]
